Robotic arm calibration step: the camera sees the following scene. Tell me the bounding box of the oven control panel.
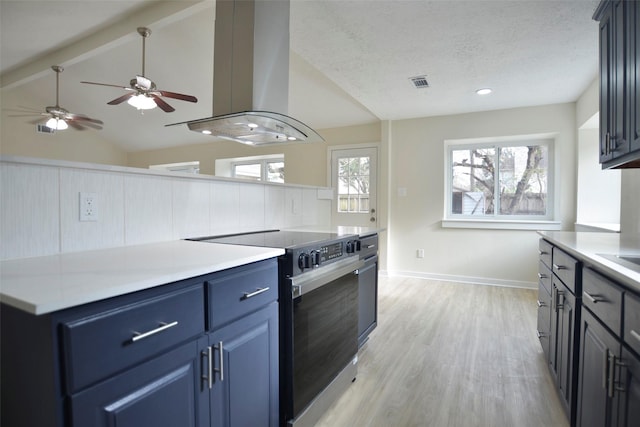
[290,236,358,276]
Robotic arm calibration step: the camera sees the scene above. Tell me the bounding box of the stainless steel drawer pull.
[539,250,548,255]
[553,264,567,270]
[242,287,270,300]
[131,321,178,342]
[537,300,546,308]
[367,244,376,249]
[537,273,548,279]
[630,330,640,343]
[583,291,604,304]
[536,330,547,339]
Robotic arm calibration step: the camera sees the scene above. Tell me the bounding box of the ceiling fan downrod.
[51,65,63,107]
[137,27,151,77]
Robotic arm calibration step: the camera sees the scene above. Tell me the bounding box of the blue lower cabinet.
[208,302,280,427]
[70,337,209,427]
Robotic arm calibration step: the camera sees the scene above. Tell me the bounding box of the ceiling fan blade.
[6,106,42,113]
[157,90,198,103]
[7,113,45,118]
[67,121,86,131]
[29,118,47,125]
[107,93,136,105]
[67,114,104,125]
[81,81,131,90]
[150,95,175,112]
[68,117,103,130]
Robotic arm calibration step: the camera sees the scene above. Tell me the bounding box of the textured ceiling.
[0,0,600,152]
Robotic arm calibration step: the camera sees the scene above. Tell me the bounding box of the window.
[444,136,559,230]
[231,158,284,183]
[337,156,370,212]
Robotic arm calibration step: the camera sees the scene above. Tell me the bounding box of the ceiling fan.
[81,27,198,113]
[8,65,103,131]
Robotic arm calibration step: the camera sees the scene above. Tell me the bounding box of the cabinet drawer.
[359,234,378,259]
[207,259,278,330]
[538,260,552,295]
[61,284,205,393]
[582,268,623,336]
[539,238,553,269]
[552,247,580,294]
[624,292,640,355]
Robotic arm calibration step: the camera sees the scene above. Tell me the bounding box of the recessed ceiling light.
[476,88,492,95]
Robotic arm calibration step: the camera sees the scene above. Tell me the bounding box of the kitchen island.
[1,240,284,427]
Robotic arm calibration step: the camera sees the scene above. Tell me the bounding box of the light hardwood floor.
[315,276,569,427]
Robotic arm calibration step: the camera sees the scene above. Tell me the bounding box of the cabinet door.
[209,302,279,427]
[70,338,208,427]
[599,1,614,163]
[619,348,640,427]
[577,308,620,427]
[358,255,378,347]
[558,285,578,420]
[610,0,630,159]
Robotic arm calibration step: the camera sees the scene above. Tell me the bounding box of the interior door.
[330,147,378,227]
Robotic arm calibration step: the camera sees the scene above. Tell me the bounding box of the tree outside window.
[337,156,370,213]
[450,142,549,218]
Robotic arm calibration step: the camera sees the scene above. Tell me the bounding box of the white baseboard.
[379,269,537,290]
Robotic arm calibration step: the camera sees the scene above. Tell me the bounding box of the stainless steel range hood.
[169,0,323,146]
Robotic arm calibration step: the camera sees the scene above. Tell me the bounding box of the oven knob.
[310,250,321,267]
[346,241,354,253]
[355,239,361,251]
[298,253,310,271]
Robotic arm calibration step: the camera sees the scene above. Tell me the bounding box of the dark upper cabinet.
[594,0,640,169]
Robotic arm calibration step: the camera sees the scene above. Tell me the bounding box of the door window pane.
[337,156,371,213]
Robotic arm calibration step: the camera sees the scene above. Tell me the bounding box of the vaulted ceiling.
[0,0,600,152]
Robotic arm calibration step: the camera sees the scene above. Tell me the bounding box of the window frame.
[230,157,285,183]
[442,134,561,230]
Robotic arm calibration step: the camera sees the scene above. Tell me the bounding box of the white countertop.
[538,231,640,292]
[0,240,284,315]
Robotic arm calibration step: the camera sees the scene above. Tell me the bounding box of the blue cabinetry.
[0,258,279,427]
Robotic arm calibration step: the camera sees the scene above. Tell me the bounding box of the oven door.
[286,257,364,421]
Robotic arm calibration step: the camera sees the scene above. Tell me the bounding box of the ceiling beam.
[1,0,213,90]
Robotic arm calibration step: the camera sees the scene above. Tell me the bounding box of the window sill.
[441,219,562,230]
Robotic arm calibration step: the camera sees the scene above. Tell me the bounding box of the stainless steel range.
[190,230,363,427]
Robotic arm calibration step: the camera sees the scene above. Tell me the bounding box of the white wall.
[576,126,621,227]
[384,103,577,287]
[621,170,640,234]
[0,157,331,260]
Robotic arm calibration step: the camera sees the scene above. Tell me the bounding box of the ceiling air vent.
[409,75,429,89]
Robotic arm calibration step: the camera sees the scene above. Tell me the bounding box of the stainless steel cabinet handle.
[131,321,178,342]
[608,352,616,398]
[367,245,376,249]
[583,291,604,304]
[536,330,547,339]
[537,300,546,308]
[242,287,270,300]
[201,346,213,389]
[553,263,567,270]
[630,330,640,343]
[538,273,547,279]
[538,250,548,255]
[215,341,224,382]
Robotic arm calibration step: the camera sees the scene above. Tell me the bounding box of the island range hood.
[169,0,324,146]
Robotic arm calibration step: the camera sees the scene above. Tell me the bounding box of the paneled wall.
[0,157,331,260]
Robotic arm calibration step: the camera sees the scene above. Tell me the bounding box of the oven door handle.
[289,258,365,298]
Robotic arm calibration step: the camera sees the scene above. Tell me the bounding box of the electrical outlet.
[417,248,425,258]
[79,192,98,221]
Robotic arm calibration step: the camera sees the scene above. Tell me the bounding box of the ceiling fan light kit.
[81,27,198,113]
